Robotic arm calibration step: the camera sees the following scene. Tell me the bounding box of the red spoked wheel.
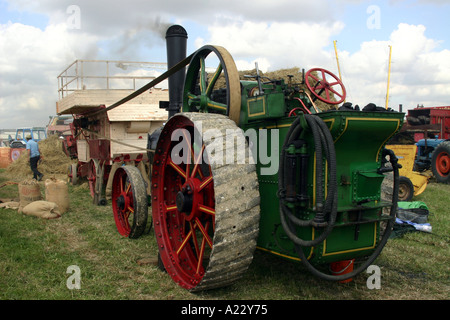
[111,166,149,238]
[436,153,450,175]
[305,68,346,105]
[431,141,450,184]
[152,113,260,291]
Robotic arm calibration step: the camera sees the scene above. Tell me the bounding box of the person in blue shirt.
[25,134,44,181]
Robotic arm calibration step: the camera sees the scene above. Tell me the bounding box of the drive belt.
[89,53,194,117]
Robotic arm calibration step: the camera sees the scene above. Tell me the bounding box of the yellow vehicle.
[387,144,429,201]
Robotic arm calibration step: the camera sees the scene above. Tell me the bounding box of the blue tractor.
[415,137,450,184]
[9,127,47,148]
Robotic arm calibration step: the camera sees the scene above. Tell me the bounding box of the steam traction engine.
[114,26,404,291]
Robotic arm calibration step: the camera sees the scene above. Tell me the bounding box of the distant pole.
[334,40,345,103]
[386,45,392,109]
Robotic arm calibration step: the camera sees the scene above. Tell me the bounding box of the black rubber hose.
[278,117,309,227]
[293,149,401,282]
[310,115,337,225]
[278,114,338,246]
[285,117,337,241]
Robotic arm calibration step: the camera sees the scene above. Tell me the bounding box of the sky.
[1,0,449,129]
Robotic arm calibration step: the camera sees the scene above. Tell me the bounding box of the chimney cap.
[166,25,188,38]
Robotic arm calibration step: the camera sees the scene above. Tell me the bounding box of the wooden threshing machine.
[56,59,168,209]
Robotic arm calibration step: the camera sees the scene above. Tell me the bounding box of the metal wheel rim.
[436,152,450,176]
[183,45,241,124]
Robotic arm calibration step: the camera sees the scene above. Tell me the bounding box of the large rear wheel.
[431,141,450,184]
[152,113,260,291]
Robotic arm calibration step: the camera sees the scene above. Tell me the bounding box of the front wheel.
[112,166,149,238]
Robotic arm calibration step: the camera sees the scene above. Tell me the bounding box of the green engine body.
[237,78,404,267]
[147,40,407,289]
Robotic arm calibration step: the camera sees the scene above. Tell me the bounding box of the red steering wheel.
[305,68,346,105]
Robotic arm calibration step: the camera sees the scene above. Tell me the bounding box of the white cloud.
[197,20,345,72]
[389,24,440,72]
[336,23,450,110]
[0,21,99,127]
[7,0,336,27]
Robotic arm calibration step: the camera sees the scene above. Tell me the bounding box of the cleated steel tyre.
[152,113,260,291]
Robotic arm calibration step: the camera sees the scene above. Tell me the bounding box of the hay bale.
[5,135,75,181]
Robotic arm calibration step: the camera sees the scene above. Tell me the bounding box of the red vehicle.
[405,105,450,141]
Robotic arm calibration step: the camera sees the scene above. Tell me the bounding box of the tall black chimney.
[165,25,188,118]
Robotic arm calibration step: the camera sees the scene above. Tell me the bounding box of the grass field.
[0,169,448,301]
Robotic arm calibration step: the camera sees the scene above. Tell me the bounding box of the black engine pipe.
[165,25,188,118]
[149,25,188,169]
